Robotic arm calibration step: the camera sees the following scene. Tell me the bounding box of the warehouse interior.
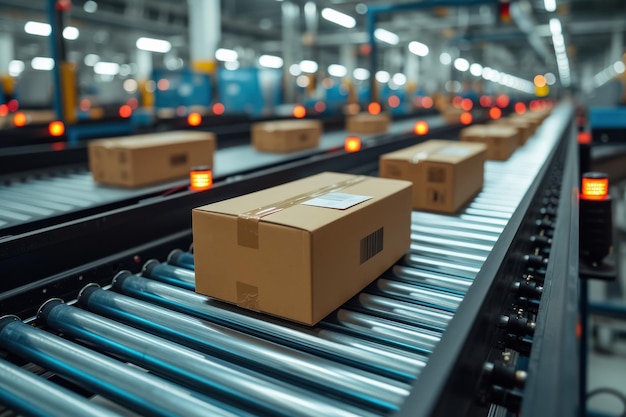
[1,0,626,416]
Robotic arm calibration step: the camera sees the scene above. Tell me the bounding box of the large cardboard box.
[346,113,391,134]
[460,125,519,161]
[192,172,412,325]
[252,120,322,153]
[88,131,216,187]
[380,140,487,213]
[490,117,533,144]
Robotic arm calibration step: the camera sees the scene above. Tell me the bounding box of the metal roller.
[142,260,195,290]
[38,300,387,417]
[410,224,499,244]
[408,243,487,265]
[402,254,480,278]
[372,278,464,312]
[387,266,472,293]
[77,285,412,407]
[410,234,493,256]
[0,315,243,417]
[0,356,123,417]
[167,249,195,270]
[112,273,426,381]
[410,212,504,234]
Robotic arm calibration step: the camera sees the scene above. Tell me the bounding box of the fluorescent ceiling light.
[408,41,429,57]
[224,60,240,70]
[392,73,407,86]
[215,48,238,62]
[136,37,172,53]
[289,64,301,76]
[94,62,120,75]
[440,53,452,65]
[24,21,51,36]
[31,57,54,71]
[470,63,483,76]
[328,64,347,77]
[84,54,100,66]
[544,0,556,12]
[299,60,318,73]
[454,58,469,72]
[544,72,556,85]
[549,18,561,35]
[8,60,25,76]
[481,67,493,80]
[321,8,356,28]
[374,28,399,45]
[614,61,626,74]
[353,68,370,81]
[375,71,390,83]
[63,26,79,40]
[84,0,98,13]
[259,55,283,69]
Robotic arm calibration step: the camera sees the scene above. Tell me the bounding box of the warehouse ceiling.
[0,0,624,93]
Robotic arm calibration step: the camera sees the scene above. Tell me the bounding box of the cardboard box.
[346,113,391,134]
[460,125,519,161]
[490,117,533,145]
[440,108,464,124]
[88,131,216,187]
[251,120,322,153]
[380,140,487,213]
[192,172,412,325]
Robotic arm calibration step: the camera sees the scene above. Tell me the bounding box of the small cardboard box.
[440,108,464,124]
[380,140,487,213]
[346,113,391,134]
[88,131,216,187]
[192,172,412,325]
[490,117,533,145]
[460,125,519,161]
[252,120,322,153]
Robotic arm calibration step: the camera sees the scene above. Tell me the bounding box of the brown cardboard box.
[380,140,487,213]
[252,120,322,153]
[460,125,519,161]
[440,108,464,124]
[88,131,216,187]
[192,172,412,325]
[490,117,533,144]
[346,113,391,134]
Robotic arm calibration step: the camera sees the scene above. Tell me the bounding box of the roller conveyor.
[0,106,576,416]
[0,116,445,234]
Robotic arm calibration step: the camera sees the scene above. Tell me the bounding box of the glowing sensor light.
[187,112,202,127]
[293,105,306,118]
[48,121,65,137]
[344,136,361,152]
[489,107,502,120]
[13,112,27,127]
[460,112,473,125]
[414,121,429,136]
[212,103,225,115]
[368,102,381,115]
[119,105,132,118]
[190,167,213,191]
[581,174,609,200]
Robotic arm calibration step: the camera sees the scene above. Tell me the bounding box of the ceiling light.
[94,62,120,75]
[321,8,356,29]
[375,70,390,83]
[408,41,429,57]
[136,37,172,53]
[31,57,54,71]
[215,48,238,62]
[545,72,556,85]
[328,64,347,77]
[374,28,399,45]
[614,61,625,74]
[259,55,283,69]
[454,58,469,72]
[63,26,79,40]
[24,21,51,36]
[549,18,562,35]
[470,63,483,76]
[224,61,240,70]
[8,60,25,77]
[353,68,370,81]
[84,0,97,13]
[392,73,407,86]
[440,53,452,65]
[84,54,100,66]
[544,0,556,12]
[299,60,318,73]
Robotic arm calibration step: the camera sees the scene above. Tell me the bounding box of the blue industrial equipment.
[153,68,212,110]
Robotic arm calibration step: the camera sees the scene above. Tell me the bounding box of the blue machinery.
[0,105,582,416]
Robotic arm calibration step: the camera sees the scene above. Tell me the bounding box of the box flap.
[380,139,487,164]
[194,172,411,233]
[90,131,214,149]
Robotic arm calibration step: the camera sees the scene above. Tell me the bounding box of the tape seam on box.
[237,176,367,249]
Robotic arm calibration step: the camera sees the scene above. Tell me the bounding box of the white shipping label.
[436,147,473,157]
[301,192,373,210]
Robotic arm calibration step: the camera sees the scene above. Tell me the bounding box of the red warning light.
[460,112,473,125]
[421,96,433,109]
[514,102,527,114]
[388,95,400,108]
[187,112,202,127]
[578,132,592,145]
[314,101,326,113]
[79,99,91,112]
[461,98,473,111]
[581,175,609,201]
[489,107,502,120]
[7,99,19,112]
[119,105,132,118]
[344,136,361,152]
[414,120,429,136]
[212,103,225,115]
[190,166,213,191]
[368,102,382,115]
[479,95,492,107]
[499,0,511,22]
[13,112,27,127]
[452,96,463,108]
[157,79,170,91]
[293,105,306,119]
[0,104,8,116]
[48,121,65,137]
[127,97,139,109]
[496,94,510,108]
